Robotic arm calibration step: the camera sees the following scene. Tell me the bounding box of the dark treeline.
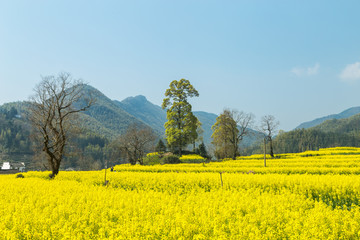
[243,128,360,156]
[271,114,360,154]
[273,128,360,153]
[242,113,360,155]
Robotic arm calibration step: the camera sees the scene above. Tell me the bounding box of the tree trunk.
[264,138,267,167]
[50,167,59,178]
[269,138,274,158]
[232,138,238,160]
[179,142,182,156]
[49,159,60,178]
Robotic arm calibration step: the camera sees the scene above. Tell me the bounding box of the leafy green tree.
[212,109,254,160]
[211,110,238,159]
[162,79,199,155]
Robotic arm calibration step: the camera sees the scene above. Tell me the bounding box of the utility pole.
[264,137,267,167]
[219,172,223,188]
[104,160,108,186]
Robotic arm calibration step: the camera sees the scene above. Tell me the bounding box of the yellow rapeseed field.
[2,147,360,239]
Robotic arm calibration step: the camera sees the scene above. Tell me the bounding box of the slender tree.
[28,72,95,178]
[162,79,199,155]
[212,110,237,159]
[260,115,279,158]
[188,113,203,152]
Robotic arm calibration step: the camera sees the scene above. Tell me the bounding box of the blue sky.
[1,0,360,130]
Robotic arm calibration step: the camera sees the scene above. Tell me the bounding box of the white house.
[1,162,11,170]
[1,162,26,172]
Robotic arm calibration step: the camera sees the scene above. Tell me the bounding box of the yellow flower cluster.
[114,147,360,174]
[179,154,205,163]
[180,154,205,160]
[2,147,360,239]
[146,152,161,157]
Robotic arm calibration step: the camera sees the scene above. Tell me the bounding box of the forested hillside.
[79,86,149,138]
[3,84,359,167]
[0,105,31,154]
[114,95,167,135]
[272,113,360,153]
[0,86,223,169]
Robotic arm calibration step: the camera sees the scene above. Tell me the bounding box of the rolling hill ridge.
[295,107,360,129]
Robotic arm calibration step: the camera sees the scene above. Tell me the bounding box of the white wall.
[1,162,11,170]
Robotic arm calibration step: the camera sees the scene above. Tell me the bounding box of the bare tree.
[234,110,255,146]
[28,72,95,178]
[260,115,279,158]
[116,124,157,165]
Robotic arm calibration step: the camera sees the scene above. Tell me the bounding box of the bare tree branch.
[114,124,156,165]
[260,115,279,158]
[28,72,95,178]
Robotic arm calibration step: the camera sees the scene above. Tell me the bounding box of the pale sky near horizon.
[1,0,360,131]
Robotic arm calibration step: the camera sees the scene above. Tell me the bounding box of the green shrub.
[162,155,181,164]
[143,154,162,165]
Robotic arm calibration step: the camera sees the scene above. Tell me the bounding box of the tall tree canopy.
[162,79,200,155]
[212,109,254,160]
[29,72,95,178]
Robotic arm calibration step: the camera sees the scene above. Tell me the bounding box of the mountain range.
[0,85,222,147]
[114,95,222,146]
[1,85,360,153]
[84,86,225,146]
[3,85,360,170]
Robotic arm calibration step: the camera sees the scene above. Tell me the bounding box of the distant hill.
[79,86,148,139]
[295,107,360,129]
[0,87,222,147]
[114,95,167,135]
[273,112,360,153]
[193,111,218,145]
[312,113,360,134]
